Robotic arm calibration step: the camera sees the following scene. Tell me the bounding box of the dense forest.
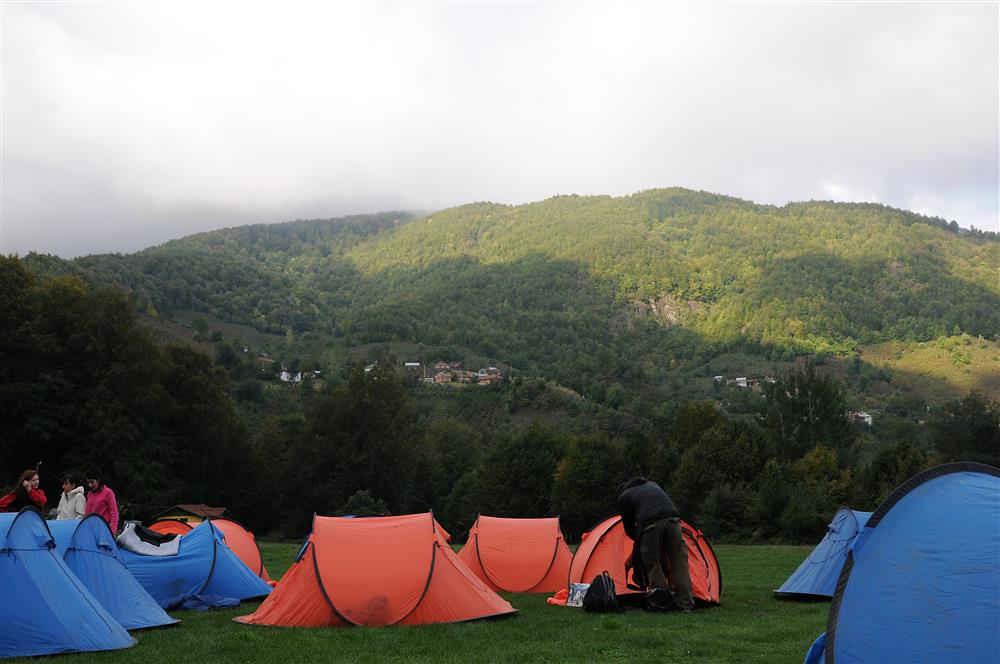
[7,188,999,541]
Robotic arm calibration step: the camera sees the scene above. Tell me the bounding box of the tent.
[209,519,275,584]
[235,512,516,627]
[147,518,194,536]
[804,463,1000,664]
[118,520,273,610]
[457,515,572,593]
[148,517,275,584]
[568,514,721,605]
[47,515,178,630]
[774,507,871,598]
[0,509,135,658]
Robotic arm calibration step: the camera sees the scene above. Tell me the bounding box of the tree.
[758,361,854,460]
[550,433,627,541]
[472,426,567,518]
[927,393,1000,467]
[849,441,931,509]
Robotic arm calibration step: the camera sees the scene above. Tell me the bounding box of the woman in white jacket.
[56,475,86,519]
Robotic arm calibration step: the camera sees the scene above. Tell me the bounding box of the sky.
[2,1,997,258]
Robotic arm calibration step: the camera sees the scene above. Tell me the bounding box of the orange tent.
[234,513,516,627]
[457,515,572,593]
[211,519,274,585]
[149,518,274,584]
[568,515,721,605]
[147,519,193,536]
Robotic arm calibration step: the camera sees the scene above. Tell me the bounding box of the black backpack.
[583,571,624,613]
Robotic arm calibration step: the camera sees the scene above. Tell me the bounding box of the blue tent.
[775,507,871,598]
[118,519,272,610]
[804,463,1000,664]
[48,515,178,630]
[0,509,135,658]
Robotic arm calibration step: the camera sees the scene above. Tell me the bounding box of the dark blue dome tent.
[0,509,134,658]
[117,519,272,610]
[48,515,178,630]
[804,463,1000,664]
[775,507,871,598]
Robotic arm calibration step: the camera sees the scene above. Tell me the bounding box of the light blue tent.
[118,519,272,610]
[0,509,135,658]
[775,507,872,598]
[48,515,178,630]
[804,463,1000,664]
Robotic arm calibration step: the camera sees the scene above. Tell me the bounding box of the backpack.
[583,571,623,613]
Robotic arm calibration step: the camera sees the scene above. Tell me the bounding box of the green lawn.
[40,543,827,663]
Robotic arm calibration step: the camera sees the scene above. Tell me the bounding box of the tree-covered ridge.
[19,188,998,408]
[24,212,414,334]
[345,190,999,351]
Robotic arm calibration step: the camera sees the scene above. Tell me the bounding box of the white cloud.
[2,1,997,257]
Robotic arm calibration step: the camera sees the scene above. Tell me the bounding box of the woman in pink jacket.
[85,472,120,533]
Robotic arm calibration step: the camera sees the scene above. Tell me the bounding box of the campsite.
[3,3,999,662]
[43,541,825,664]
[2,463,996,663]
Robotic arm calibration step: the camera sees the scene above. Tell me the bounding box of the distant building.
[153,504,228,525]
[713,375,724,383]
[735,377,748,388]
[279,369,302,383]
[434,371,452,384]
[477,373,501,385]
[434,361,450,370]
[851,411,874,426]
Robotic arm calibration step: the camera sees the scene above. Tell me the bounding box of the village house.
[851,411,874,426]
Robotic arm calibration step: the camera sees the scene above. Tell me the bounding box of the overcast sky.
[2,1,997,258]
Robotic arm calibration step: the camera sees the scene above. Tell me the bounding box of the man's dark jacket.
[616,477,680,540]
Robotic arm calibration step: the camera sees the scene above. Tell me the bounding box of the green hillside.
[21,188,999,416]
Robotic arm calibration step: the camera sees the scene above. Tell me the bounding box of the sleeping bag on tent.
[567,514,721,605]
[457,515,573,593]
[235,512,516,627]
[0,509,135,658]
[804,462,1000,664]
[118,520,272,610]
[775,507,871,598]
[47,516,178,630]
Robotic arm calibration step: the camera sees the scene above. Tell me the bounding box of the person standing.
[0,470,47,512]
[617,475,694,612]
[85,472,119,533]
[56,475,87,520]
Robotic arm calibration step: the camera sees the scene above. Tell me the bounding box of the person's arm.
[107,490,119,533]
[73,493,86,518]
[618,496,637,540]
[29,488,46,508]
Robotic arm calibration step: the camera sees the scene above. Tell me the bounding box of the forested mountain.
[11,188,998,540]
[23,189,999,406]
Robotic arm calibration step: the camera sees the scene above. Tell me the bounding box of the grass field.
[45,542,828,664]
